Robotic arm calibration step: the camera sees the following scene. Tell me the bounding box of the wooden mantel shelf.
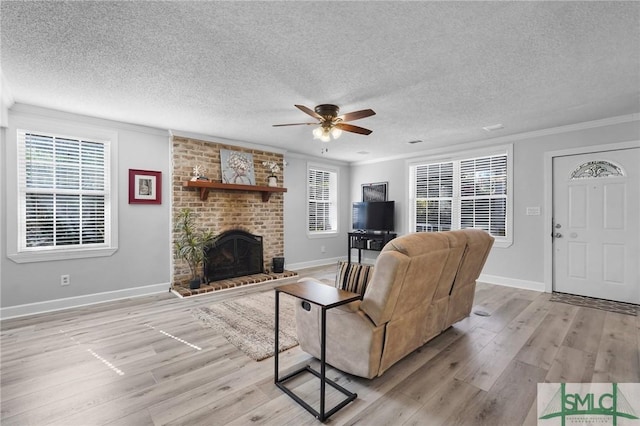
[183,180,287,202]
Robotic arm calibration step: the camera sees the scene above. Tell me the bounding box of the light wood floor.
[1,265,638,425]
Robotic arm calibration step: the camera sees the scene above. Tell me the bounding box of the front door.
[552,148,639,304]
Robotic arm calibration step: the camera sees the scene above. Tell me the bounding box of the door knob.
[554,233,562,238]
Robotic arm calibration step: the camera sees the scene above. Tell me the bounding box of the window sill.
[492,239,513,249]
[307,231,339,239]
[8,247,118,263]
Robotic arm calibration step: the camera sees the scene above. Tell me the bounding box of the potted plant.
[262,160,281,187]
[174,208,214,289]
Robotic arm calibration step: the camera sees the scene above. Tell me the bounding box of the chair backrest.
[358,230,493,327]
[359,232,452,326]
[450,229,494,292]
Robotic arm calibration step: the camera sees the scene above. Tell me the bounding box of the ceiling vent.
[482,124,504,132]
[407,140,423,145]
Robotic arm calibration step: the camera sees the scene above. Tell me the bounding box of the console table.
[347,232,397,263]
[274,282,360,422]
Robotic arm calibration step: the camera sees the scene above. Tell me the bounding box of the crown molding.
[353,113,640,166]
[9,103,168,137]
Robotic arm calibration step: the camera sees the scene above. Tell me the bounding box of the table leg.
[274,289,280,383]
[320,306,326,421]
[274,287,357,422]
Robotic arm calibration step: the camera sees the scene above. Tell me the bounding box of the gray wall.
[1,105,172,311]
[283,152,351,268]
[350,118,640,285]
[0,104,350,315]
[2,103,637,315]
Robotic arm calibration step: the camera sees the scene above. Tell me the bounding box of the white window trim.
[6,115,119,263]
[306,162,339,238]
[407,144,513,248]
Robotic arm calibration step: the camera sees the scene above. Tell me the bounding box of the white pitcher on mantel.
[267,176,278,187]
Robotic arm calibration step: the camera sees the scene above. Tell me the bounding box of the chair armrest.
[336,300,362,313]
[297,277,363,312]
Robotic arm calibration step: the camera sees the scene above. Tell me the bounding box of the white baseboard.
[479,274,545,292]
[0,273,544,320]
[286,256,347,271]
[0,282,170,320]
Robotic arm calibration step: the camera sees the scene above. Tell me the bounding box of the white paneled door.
[553,148,639,304]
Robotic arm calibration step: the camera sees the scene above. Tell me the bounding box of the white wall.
[283,152,351,269]
[0,105,350,317]
[1,105,172,317]
[350,117,640,289]
[2,104,637,317]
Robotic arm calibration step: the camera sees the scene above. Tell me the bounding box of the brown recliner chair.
[294,229,494,379]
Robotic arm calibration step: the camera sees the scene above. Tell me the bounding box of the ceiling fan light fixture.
[319,127,331,142]
[274,104,375,142]
[313,124,340,142]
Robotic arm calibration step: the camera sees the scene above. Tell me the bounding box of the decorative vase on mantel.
[267,175,278,187]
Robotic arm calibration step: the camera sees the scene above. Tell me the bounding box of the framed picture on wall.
[129,169,162,204]
[220,149,256,185]
[362,182,388,202]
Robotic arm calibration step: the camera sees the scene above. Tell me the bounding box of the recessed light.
[482,124,504,132]
[407,140,423,145]
[357,151,370,155]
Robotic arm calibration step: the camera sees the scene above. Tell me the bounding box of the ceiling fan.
[273,104,375,142]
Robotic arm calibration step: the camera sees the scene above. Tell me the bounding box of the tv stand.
[348,232,397,264]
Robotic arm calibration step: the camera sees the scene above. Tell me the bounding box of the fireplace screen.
[204,230,264,282]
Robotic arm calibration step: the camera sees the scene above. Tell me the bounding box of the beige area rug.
[192,291,298,361]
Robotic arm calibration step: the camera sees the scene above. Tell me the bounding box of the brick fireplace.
[172,136,285,288]
[204,229,264,282]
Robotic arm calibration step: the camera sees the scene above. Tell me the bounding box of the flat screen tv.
[352,201,395,232]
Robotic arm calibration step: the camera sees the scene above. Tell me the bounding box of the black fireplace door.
[204,230,264,282]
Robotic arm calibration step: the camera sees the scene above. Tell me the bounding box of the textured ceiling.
[1,1,639,162]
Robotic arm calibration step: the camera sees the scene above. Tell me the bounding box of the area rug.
[192,291,299,361]
[550,292,638,316]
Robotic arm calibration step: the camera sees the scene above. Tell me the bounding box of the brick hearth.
[172,270,298,297]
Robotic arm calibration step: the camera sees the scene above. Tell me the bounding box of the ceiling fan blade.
[335,122,373,135]
[339,109,376,122]
[272,122,317,127]
[295,104,323,120]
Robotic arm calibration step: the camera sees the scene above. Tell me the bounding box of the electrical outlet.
[60,275,70,286]
[320,245,326,253]
[526,206,541,216]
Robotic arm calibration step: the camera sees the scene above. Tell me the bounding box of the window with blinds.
[307,165,338,234]
[415,162,453,232]
[459,155,507,237]
[411,151,509,241]
[17,130,110,251]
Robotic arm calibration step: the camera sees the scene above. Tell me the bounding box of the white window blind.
[307,166,337,233]
[17,130,110,251]
[411,152,509,240]
[459,155,507,237]
[415,162,453,232]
